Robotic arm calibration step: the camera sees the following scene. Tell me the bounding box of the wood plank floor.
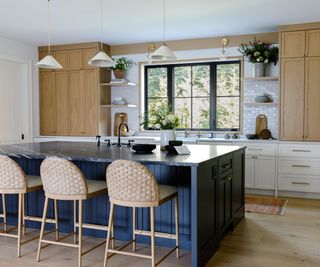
[0,196,319,267]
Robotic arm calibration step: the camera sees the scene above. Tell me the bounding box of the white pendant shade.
[150,43,177,61]
[36,54,63,69]
[88,51,115,68]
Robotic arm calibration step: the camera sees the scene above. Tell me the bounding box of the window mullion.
[167,66,173,111]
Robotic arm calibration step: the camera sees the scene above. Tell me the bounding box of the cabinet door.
[69,71,84,135]
[40,72,56,135]
[83,70,99,136]
[281,31,306,58]
[254,156,276,190]
[68,50,83,70]
[305,57,320,141]
[307,29,320,57]
[55,72,69,135]
[218,175,232,233]
[54,50,68,70]
[83,48,98,69]
[280,58,305,140]
[245,156,255,188]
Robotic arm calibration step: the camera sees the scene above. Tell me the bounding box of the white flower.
[264,59,269,63]
[162,119,167,126]
[254,51,260,57]
[155,124,161,129]
[256,58,260,62]
[167,114,175,122]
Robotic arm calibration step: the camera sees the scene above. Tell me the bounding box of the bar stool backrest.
[0,155,27,193]
[40,157,88,199]
[106,160,160,207]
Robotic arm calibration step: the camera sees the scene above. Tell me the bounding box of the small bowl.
[132,144,156,154]
[169,140,183,146]
[246,133,257,140]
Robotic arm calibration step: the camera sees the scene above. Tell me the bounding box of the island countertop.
[0,141,244,167]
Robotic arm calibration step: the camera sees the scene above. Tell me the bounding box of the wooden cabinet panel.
[83,70,99,135]
[307,30,320,57]
[40,72,56,135]
[68,50,83,70]
[68,71,84,135]
[232,150,244,216]
[82,48,98,69]
[55,72,69,135]
[280,58,305,140]
[281,31,306,58]
[305,57,320,141]
[254,156,276,190]
[54,50,68,70]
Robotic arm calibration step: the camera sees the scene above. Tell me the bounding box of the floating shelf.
[100,104,137,108]
[244,102,278,106]
[243,77,279,81]
[100,82,137,87]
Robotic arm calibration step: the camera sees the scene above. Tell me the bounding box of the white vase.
[253,62,266,78]
[160,129,176,150]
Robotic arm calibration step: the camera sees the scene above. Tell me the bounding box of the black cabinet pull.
[224,176,232,182]
[211,165,217,180]
[222,163,232,169]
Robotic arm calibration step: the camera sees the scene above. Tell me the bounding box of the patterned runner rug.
[245,195,288,215]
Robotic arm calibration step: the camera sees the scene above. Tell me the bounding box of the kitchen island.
[0,142,245,267]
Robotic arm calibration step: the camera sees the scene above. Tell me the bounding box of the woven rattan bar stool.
[0,155,58,258]
[37,157,113,267]
[104,159,179,267]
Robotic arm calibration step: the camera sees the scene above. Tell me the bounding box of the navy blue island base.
[0,142,245,267]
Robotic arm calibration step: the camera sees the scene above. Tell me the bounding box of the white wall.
[0,36,39,138]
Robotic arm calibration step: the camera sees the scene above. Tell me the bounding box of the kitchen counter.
[0,142,245,267]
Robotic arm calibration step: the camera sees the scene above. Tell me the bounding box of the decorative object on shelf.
[245,133,257,140]
[239,39,279,78]
[112,57,135,79]
[255,93,272,103]
[150,0,177,61]
[112,97,127,105]
[219,38,229,60]
[114,112,128,136]
[255,114,268,135]
[36,0,62,69]
[88,0,114,68]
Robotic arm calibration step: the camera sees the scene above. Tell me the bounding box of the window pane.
[192,98,210,129]
[174,98,191,128]
[192,65,210,97]
[174,66,191,97]
[216,64,240,96]
[216,97,240,129]
[147,68,167,98]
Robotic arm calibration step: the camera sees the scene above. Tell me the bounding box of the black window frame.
[144,60,241,131]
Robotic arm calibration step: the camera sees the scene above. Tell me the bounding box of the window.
[144,61,241,131]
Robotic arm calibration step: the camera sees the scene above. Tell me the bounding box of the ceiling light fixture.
[150,0,177,61]
[220,38,229,60]
[88,0,115,68]
[36,0,62,69]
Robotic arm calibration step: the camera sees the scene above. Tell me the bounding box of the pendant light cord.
[163,0,166,43]
[100,0,103,51]
[47,0,51,54]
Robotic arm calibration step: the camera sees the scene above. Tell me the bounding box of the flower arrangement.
[112,57,135,71]
[239,40,279,65]
[141,108,180,130]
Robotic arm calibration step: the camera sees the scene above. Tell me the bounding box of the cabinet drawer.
[279,158,320,175]
[279,144,320,157]
[241,143,276,156]
[278,175,320,193]
[219,154,233,175]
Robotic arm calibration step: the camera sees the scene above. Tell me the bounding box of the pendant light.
[36,0,62,69]
[219,38,229,60]
[88,0,115,68]
[150,0,177,61]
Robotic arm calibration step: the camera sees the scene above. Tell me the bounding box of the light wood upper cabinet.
[53,51,68,70]
[281,31,306,58]
[40,72,56,135]
[68,50,83,70]
[68,71,84,135]
[307,30,320,57]
[55,72,69,135]
[305,57,320,141]
[83,70,99,135]
[280,58,305,141]
[82,48,98,69]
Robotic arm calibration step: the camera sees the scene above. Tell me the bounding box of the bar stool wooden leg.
[54,199,59,241]
[37,197,49,262]
[150,207,155,267]
[22,194,26,235]
[132,207,136,252]
[104,203,114,267]
[78,200,83,267]
[17,193,23,258]
[111,216,115,249]
[175,196,179,258]
[73,200,77,244]
[2,194,7,232]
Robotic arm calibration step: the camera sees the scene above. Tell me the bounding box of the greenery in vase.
[239,40,279,65]
[112,57,135,71]
[140,107,180,130]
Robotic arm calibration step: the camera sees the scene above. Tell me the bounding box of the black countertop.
[0,141,244,167]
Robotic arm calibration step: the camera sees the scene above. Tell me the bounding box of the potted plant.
[239,40,278,77]
[112,57,135,79]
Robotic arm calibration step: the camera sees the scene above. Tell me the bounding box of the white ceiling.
[0,0,320,46]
